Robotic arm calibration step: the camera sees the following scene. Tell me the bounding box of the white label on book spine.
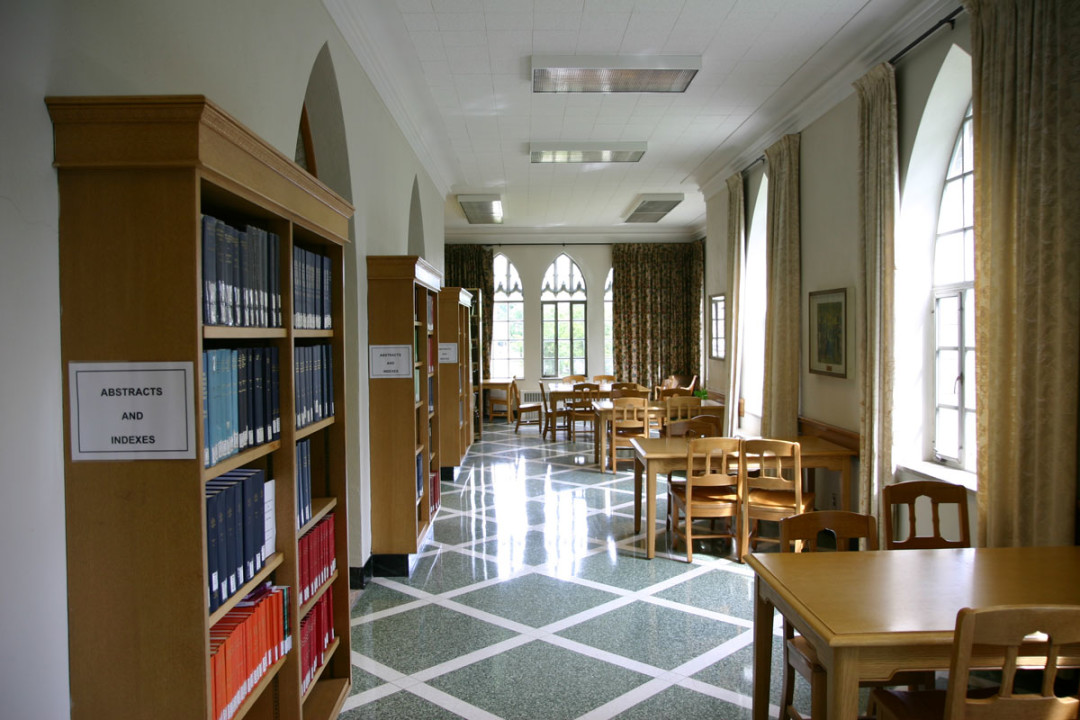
[438,342,458,363]
[369,344,412,377]
[68,362,197,461]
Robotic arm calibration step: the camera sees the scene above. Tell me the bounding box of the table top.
[747,546,1080,648]
[630,436,690,458]
[594,399,722,411]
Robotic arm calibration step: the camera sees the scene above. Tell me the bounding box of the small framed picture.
[808,288,847,378]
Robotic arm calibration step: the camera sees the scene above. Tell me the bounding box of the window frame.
[491,253,524,380]
[540,253,587,379]
[710,294,726,360]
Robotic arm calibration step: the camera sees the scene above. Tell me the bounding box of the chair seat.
[671,485,738,503]
[747,489,816,509]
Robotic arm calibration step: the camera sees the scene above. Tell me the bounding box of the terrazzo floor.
[340,419,814,720]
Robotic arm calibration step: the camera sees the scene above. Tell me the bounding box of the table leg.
[646,462,657,559]
[633,454,644,533]
[827,647,860,720]
[752,575,774,720]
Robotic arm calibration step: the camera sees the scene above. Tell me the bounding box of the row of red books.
[210,583,290,720]
[299,513,336,605]
[300,591,335,696]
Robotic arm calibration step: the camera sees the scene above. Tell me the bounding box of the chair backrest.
[944,605,1080,720]
[538,382,553,411]
[611,381,639,391]
[508,379,521,409]
[592,374,616,383]
[667,418,720,439]
[612,387,650,399]
[779,511,878,552]
[659,375,680,390]
[611,397,646,429]
[689,414,723,436]
[685,437,741,488]
[659,386,693,399]
[665,395,702,422]
[562,374,586,384]
[883,479,971,550]
[739,439,802,498]
[570,382,600,409]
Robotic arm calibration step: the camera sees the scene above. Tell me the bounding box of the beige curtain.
[966,0,1080,546]
[762,134,801,439]
[444,244,494,378]
[725,173,746,436]
[612,241,704,390]
[853,63,898,524]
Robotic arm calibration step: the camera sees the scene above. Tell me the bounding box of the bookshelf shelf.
[367,256,443,575]
[50,95,352,720]
[438,288,473,478]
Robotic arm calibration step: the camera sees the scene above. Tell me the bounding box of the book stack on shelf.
[51,95,352,720]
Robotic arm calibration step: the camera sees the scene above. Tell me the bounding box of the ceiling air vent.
[532,55,700,93]
[457,195,503,224]
[530,142,646,163]
[625,194,683,223]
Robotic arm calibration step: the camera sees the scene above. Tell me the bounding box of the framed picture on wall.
[710,294,726,360]
[808,288,847,378]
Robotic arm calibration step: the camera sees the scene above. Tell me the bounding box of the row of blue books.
[295,344,333,430]
[205,468,273,613]
[202,214,282,329]
[294,246,332,331]
[203,347,281,468]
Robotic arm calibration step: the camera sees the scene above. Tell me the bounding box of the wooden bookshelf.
[467,288,484,440]
[49,95,352,720]
[438,288,474,478]
[367,256,442,575]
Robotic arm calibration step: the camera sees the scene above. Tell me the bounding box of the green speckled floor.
[341,421,812,719]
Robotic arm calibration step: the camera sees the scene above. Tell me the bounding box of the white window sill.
[896,460,977,493]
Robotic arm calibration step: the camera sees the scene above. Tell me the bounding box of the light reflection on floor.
[342,420,812,720]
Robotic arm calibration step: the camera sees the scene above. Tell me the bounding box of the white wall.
[1,1,443,715]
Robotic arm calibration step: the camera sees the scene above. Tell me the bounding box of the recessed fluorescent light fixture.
[532,55,700,93]
[625,194,684,223]
[530,142,646,164]
[457,194,503,224]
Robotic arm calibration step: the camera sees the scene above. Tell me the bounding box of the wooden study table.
[595,400,723,472]
[629,436,690,559]
[775,435,857,511]
[479,378,515,420]
[544,382,648,440]
[746,546,1080,720]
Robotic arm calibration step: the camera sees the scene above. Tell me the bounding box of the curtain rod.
[889,6,964,66]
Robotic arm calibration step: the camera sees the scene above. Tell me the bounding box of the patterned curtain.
[762,134,801,439]
[965,0,1080,546]
[444,244,494,379]
[853,63,898,529]
[725,173,747,436]
[612,240,704,390]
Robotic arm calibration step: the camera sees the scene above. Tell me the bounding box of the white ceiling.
[325,0,955,242]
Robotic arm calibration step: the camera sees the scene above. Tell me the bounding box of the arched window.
[932,103,975,471]
[492,253,524,379]
[540,253,587,378]
[603,268,614,375]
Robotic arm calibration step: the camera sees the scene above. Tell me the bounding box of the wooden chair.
[738,439,811,560]
[568,382,600,441]
[883,479,971,550]
[609,397,647,471]
[778,511,934,720]
[658,386,693,400]
[592,374,616,383]
[611,387,650,399]
[539,382,569,440]
[661,396,702,435]
[668,437,741,562]
[871,605,1080,720]
[665,417,722,484]
[611,381,640,392]
[562,374,586,384]
[511,381,543,433]
[688,414,723,436]
[488,383,510,422]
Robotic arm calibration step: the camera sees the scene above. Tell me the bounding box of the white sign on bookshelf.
[369,344,412,377]
[438,342,458,364]
[68,361,196,461]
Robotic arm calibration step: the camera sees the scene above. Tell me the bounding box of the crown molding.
[444,224,701,244]
[697,0,963,200]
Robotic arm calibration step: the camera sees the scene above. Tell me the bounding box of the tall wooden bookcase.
[438,288,474,478]
[49,96,352,720]
[467,288,484,440]
[366,256,442,575]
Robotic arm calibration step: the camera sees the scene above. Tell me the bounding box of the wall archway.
[298,43,353,204]
[407,176,425,258]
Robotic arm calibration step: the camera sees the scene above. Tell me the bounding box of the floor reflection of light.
[544,486,591,579]
[490,459,530,576]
